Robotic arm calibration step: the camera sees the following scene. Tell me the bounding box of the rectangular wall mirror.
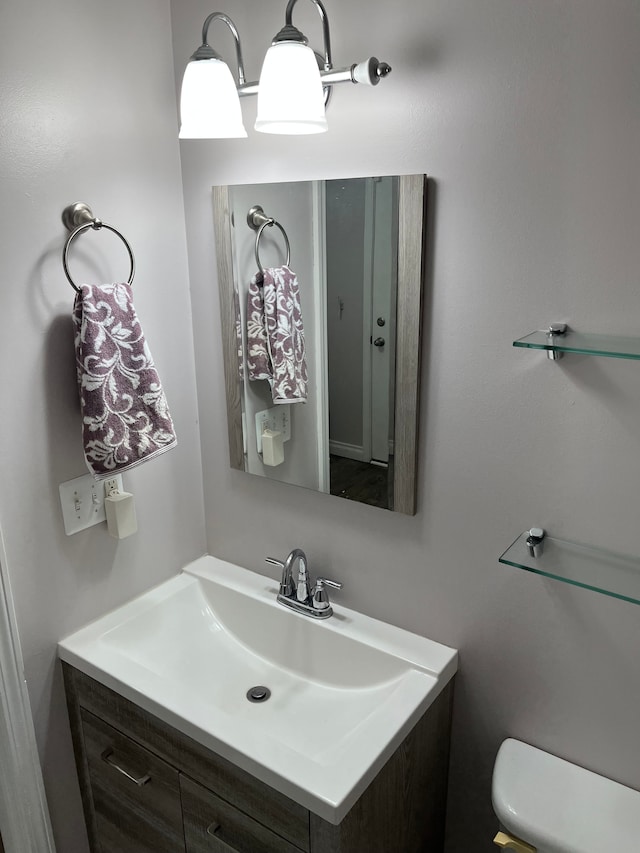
[212,174,428,514]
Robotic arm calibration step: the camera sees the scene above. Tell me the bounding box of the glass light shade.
[179,58,247,139]
[255,42,328,135]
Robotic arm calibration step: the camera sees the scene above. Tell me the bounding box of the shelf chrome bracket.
[525,527,545,558]
[545,323,568,360]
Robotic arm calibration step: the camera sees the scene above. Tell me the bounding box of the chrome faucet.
[266,548,342,619]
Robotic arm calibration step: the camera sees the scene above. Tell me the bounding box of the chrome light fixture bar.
[179,0,392,138]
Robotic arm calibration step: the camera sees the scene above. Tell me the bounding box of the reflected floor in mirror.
[329,455,394,510]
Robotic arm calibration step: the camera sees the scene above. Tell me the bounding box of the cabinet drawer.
[182,775,305,853]
[81,708,184,853]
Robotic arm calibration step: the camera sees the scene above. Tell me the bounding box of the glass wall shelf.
[499,531,640,606]
[513,329,640,360]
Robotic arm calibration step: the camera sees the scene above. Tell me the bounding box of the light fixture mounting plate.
[272,23,308,45]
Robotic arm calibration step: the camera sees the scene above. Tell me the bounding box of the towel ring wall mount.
[61,202,136,293]
[247,204,290,275]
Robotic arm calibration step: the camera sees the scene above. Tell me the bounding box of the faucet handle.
[317,578,343,590]
[311,578,343,611]
[266,557,295,598]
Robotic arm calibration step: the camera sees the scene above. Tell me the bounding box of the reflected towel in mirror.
[246,271,271,381]
[72,283,177,478]
[246,265,308,404]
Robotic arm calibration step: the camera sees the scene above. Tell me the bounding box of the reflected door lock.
[377,317,386,326]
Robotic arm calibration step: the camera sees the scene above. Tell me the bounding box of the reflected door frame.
[362,177,396,465]
[312,180,330,493]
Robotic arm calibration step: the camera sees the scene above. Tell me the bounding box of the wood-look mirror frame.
[212,174,428,515]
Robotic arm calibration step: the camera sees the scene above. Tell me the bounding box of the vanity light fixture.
[178,0,392,139]
[179,13,248,138]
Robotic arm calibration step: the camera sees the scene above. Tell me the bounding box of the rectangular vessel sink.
[59,555,457,823]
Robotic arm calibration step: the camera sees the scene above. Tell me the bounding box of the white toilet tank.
[492,738,640,852]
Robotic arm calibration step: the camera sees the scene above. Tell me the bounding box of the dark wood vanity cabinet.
[80,710,184,852]
[181,775,304,853]
[63,663,453,853]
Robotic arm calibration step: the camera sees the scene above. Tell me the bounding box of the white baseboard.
[329,440,365,462]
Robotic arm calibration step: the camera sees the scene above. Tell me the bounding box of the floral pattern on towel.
[246,271,271,381]
[246,266,307,404]
[72,283,177,477]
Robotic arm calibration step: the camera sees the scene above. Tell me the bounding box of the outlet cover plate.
[59,473,123,536]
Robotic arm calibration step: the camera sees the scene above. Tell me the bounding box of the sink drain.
[246,685,271,703]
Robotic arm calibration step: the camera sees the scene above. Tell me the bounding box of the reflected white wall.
[228,181,323,490]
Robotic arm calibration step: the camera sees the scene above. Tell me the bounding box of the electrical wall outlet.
[59,473,124,536]
[103,477,120,498]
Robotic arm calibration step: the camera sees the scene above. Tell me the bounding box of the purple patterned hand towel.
[246,266,308,404]
[72,283,177,478]
[246,271,271,382]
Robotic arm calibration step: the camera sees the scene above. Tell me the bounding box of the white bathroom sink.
[58,555,457,823]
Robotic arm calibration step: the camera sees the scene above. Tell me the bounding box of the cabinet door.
[81,709,184,853]
[181,775,305,853]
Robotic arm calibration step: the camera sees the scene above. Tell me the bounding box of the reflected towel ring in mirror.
[247,204,291,274]
[61,202,136,294]
[255,220,291,274]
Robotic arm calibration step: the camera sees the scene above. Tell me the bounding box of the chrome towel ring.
[247,204,291,276]
[61,202,135,294]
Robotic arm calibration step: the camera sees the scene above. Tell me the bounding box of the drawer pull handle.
[205,822,239,852]
[101,748,151,787]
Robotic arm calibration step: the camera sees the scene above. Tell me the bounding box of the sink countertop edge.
[58,646,452,824]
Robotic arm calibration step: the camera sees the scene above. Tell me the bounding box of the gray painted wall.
[0,2,205,850]
[172,0,640,850]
